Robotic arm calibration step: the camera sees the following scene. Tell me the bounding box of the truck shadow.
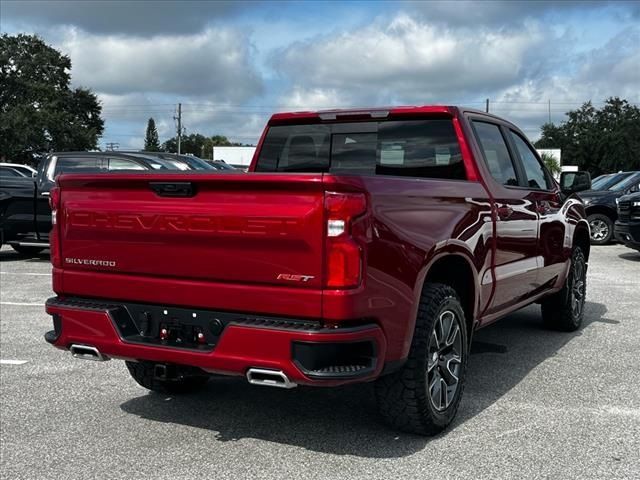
[120,301,615,459]
[0,248,50,263]
[618,251,640,262]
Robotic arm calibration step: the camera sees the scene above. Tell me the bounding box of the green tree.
[540,152,561,176]
[162,133,242,158]
[144,117,160,151]
[535,98,640,176]
[0,34,104,163]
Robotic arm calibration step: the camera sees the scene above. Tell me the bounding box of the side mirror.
[560,171,591,195]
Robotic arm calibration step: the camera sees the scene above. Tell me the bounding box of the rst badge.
[277,273,315,282]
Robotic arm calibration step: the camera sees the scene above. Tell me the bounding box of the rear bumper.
[45,297,387,386]
[614,221,640,250]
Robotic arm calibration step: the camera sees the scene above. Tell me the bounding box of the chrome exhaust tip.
[246,368,296,389]
[69,344,108,362]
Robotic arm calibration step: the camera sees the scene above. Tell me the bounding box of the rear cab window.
[255,119,467,180]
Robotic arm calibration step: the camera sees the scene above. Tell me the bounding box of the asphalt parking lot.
[1,245,639,480]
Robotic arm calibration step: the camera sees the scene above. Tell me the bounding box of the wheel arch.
[574,220,591,262]
[585,204,617,222]
[416,249,479,346]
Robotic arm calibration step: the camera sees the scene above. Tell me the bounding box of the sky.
[1,0,639,150]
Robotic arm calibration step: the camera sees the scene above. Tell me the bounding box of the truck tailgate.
[57,173,326,293]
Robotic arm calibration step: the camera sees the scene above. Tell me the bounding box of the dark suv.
[579,171,640,245]
[614,191,640,252]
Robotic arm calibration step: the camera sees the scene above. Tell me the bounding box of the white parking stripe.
[0,272,51,276]
[0,360,28,365]
[0,302,43,306]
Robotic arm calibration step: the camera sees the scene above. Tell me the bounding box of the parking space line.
[0,272,51,276]
[0,359,28,365]
[0,302,43,306]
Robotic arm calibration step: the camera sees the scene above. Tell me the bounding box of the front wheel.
[587,214,613,245]
[375,283,468,436]
[541,247,587,331]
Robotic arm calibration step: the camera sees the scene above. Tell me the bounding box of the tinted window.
[0,166,23,177]
[53,157,102,176]
[611,173,640,192]
[107,158,146,171]
[255,119,466,180]
[174,155,213,170]
[473,122,518,186]
[509,130,551,189]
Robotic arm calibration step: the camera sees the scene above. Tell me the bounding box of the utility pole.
[548,99,551,124]
[485,98,489,113]
[105,142,119,151]
[174,103,182,154]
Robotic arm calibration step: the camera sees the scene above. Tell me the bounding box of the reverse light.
[327,219,346,237]
[324,192,367,288]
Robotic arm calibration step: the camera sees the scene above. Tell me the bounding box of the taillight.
[324,192,367,288]
[49,187,61,268]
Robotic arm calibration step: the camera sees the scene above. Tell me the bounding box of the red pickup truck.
[45,106,592,435]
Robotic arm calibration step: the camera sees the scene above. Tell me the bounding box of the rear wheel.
[375,283,468,435]
[125,361,210,394]
[11,245,45,256]
[587,214,613,245]
[541,247,587,331]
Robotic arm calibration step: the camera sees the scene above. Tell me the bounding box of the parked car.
[204,159,239,171]
[590,171,635,191]
[118,151,206,171]
[153,153,217,171]
[44,106,591,436]
[1,165,29,177]
[579,171,640,245]
[0,151,188,255]
[614,191,640,252]
[0,162,37,177]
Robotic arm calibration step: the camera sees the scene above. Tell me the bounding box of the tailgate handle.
[150,182,196,197]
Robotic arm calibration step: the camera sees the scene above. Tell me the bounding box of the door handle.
[149,182,196,197]
[497,205,513,219]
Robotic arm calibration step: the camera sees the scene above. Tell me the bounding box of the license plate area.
[110,304,229,351]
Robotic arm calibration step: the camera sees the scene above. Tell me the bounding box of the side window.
[53,157,102,177]
[472,121,518,186]
[107,158,146,171]
[509,130,551,190]
[0,167,21,177]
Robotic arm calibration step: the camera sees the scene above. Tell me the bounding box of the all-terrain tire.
[541,247,587,332]
[125,361,209,394]
[587,213,613,245]
[375,283,469,436]
[11,245,45,256]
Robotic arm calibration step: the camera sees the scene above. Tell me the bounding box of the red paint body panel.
[47,106,587,385]
[46,303,386,386]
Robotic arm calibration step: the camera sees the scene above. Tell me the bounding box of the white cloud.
[275,15,544,108]
[58,27,263,100]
